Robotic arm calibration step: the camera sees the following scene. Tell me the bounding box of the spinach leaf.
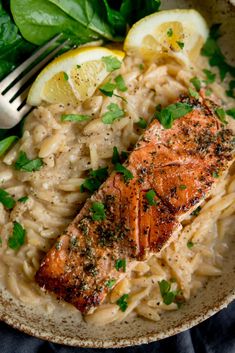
[49,0,115,40]
[11,0,99,45]
[0,0,35,80]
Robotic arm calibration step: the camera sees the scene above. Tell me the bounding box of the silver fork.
[0,34,70,129]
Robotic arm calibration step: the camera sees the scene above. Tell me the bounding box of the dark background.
[0,300,234,353]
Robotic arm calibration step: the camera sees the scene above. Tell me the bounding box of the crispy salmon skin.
[35,96,235,314]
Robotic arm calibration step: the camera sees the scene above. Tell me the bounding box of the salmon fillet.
[35,96,235,314]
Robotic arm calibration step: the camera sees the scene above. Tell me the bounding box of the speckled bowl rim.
[1,291,234,348]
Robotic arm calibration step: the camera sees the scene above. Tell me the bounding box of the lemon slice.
[27,47,125,106]
[124,9,209,65]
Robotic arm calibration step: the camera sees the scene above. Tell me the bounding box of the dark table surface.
[1,300,234,353]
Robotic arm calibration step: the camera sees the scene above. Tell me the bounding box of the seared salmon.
[35,96,234,314]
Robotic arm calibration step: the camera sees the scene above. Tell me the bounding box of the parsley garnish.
[112,146,121,164]
[99,81,116,97]
[8,221,26,251]
[191,206,201,216]
[190,77,201,91]
[139,63,144,71]
[187,241,194,249]
[201,24,235,81]
[158,280,181,305]
[0,189,15,209]
[156,102,193,129]
[114,75,127,92]
[15,151,43,172]
[212,171,219,178]
[203,69,216,84]
[111,147,129,165]
[176,41,184,49]
[77,65,81,69]
[205,88,212,96]
[114,163,133,182]
[116,294,129,312]
[145,189,158,206]
[115,258,126,272]
[189,88,199,99]
[137,117,147,129]
[90,202,106,221]
[179,184,187,190]
[80,167,108,193]
[63,72,69,81]
[167,28,173,37]
[105,279,116,288]
[226,108,235,119]
[102,56,122,72]
[102,103,125,124]
[61,114,91,122]
[0,136,18,157]
[215,108,227,124]
[226,80,235,98]
[18,196,28,203]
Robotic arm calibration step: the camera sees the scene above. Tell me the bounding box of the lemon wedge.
[124,9,209,65]
[27,47,125,106]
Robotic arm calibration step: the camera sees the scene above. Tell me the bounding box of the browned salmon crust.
[35,96,235,314]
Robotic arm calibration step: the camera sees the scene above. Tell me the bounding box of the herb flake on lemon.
[27,47,125,106]
[124,9,209,65]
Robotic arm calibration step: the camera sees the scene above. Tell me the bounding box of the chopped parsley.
[80,167,108,193]
[145,189,158,206]
[63,72,69,81]
[205,88,212,96]
[105,279,116,288]
[203,69,216,84]
[112,146,121,164]
[212,171,219,178]
[116,294,129,312]
[139,63,144,71]
[0,189,15,209]
[115,258,126,272]
[226,80,235,98]
[15,151,43,172]
[226,108,235,119]
[8,221,26,251]
[137,117,148,129]
[158,280,181,306]
[176,41,184,49]
[99,81,116,97]
[190,77,201,91]
[114,75,127,92]
[102,56,122,72]
[102,103,125,124]
[111,147,128,165]
[0,136,18,157]
[61,114,91,122]
[77,65,81,69]
[90,202,106,221]
[187,241,194,249]
[18,196,29,203]
[215,108,227,124]
[114,163,133,182]
[156,102,193,129]
[189,88,199,99]
[191,206,201,216]
[179,184,187,190]
[167,28,173,37]
[201,24,235,80]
